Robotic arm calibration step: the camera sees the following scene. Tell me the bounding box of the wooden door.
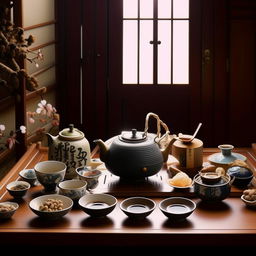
[106,0,202,139]
[228,0,256,146]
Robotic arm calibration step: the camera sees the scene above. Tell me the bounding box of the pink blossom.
[20,126,26,134]
[0,124,5,131]
[28,117,35,124]
[6,135,17,149]
[36,100,47,115]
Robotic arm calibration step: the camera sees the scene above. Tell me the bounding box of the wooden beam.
[26,84,55,101]
[23,20,56,31]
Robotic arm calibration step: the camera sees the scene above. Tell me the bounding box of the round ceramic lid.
[59,124,84,141]
[227,166,253,178]
[119,129,146,142]
[208,152,247,165]
[195,174,229,186]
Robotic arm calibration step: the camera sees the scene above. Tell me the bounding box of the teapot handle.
[143,112,170,139]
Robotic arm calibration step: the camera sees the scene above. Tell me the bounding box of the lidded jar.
[47,124,91,179]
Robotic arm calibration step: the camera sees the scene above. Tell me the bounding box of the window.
[122,0,189,85]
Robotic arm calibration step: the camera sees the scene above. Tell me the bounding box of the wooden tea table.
[0,143,256,247]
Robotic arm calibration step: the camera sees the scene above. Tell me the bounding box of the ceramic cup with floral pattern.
[34,160,66,193]
[58,179,87,201]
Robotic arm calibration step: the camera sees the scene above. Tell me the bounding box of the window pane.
[140,0,153,18]
[139,20,153,84]
[173,21,189,84]
[123,0,138,18]
[123,21,138,84]
[158,21,171,84]
[158,0,172,18]
[173,0,189,18]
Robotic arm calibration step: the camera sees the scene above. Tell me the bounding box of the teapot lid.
[119,129,146,142]
[59,124,84,141]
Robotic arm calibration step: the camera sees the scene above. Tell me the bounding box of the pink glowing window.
[123,0,189,85]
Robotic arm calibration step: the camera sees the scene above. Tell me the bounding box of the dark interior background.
[56,0,256,148]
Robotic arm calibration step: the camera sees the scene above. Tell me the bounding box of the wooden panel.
[200,0,214,146]
[229,20,256,146]
[213,0,229,146]
[22,0,55,27]
[55,0,82,130]
[82,0,108,143]
[24,24,55,49]
[33,66,56,87]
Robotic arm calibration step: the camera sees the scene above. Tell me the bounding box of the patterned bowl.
[19,169,38,186]
[194,174,233,202]
[76,166,102,190]
[34,161,66,193]
[58,179,87,201]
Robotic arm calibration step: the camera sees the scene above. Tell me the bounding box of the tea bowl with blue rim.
[34,161,66,193]
[76,166,102,190]
[19,168,38,186]
[58,179,87,201]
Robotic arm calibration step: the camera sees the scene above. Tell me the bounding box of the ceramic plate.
[208,152,246,166]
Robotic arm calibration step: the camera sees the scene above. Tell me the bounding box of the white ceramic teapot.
[46,124,91,179]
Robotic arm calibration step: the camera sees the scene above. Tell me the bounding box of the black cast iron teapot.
[94,113,176,179]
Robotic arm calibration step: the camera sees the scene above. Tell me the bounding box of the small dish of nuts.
[241,189,256,208]
[29,194,73,219]
[6,180,31,198]
[0,202,19,219]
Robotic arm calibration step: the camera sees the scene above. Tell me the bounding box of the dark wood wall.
[56,0,256,147]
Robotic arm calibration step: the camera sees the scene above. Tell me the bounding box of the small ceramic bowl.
[6,180,30,198]
[19,169,38,186]
[227,166,254,188]
[241,194,256,208]
[0,202,19,219]
[78,193,117,217]
[76,166,102,190]
[58,179,87,201]
[159,197,196,221]
[120,197,156,219]
[29,194,73,219]
[34,160,66,192]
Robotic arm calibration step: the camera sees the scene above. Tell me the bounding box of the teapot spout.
[46,133,57,146]
[93,139,109,162]
[160,134,177,163]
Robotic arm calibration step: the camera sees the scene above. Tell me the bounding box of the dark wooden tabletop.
[0,143,256,247]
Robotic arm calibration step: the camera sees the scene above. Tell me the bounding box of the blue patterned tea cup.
[76,166,102,190]
[58,179,87,200]
[34,160,66,192]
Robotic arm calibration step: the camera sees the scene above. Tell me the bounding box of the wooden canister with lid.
[172,138,203,177]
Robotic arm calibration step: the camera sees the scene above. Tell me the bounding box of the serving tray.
[92,148,256,198]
